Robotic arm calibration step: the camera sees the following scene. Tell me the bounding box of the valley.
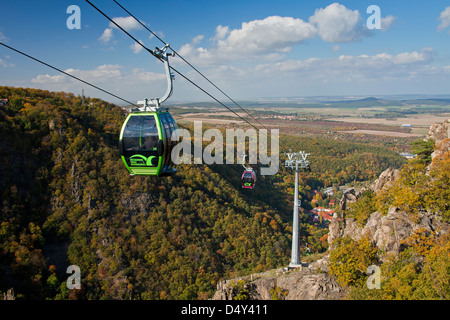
[0,87,448,300]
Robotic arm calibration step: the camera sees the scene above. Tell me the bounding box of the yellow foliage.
[329,236,378,287]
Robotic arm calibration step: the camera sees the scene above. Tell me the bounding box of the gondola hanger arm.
[136,44,175,112]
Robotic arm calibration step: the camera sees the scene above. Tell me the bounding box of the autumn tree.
[329,236,378,287]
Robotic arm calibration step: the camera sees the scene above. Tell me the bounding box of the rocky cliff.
[212,119,449,300]
[426,119,449,146]
[328,204,449,260]
[212,257,346,300]
[329,119,450,257]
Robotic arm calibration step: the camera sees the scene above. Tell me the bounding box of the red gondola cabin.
[241,170,256,189]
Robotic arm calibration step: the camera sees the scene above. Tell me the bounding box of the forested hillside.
[0,86,406,299]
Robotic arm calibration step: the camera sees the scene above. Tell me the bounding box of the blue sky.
[1,0,450,103]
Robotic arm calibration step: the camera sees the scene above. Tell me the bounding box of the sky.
[1,0,450,104]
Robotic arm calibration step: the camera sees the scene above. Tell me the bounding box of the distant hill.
[169,95,450,110]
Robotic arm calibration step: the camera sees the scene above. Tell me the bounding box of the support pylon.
[284,150,311,268]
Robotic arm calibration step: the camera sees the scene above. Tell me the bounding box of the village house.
[328,199,335,207]
[308,207,337,227]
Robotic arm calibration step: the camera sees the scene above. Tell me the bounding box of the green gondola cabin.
[119,111,178,176]
[118,45,179,176]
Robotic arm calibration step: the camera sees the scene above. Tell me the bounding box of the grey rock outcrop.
[369,167,399,193]
[329,206,449,259]
[339,188,360,212]
[426,119,449,146]
[212,257,345,300]
[426,119,450,163]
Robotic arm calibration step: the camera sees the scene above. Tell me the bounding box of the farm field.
[325,114,450,127]
[338,129,424,138]
[171,99,450,139]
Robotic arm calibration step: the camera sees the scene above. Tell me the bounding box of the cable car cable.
[84,0,262,132]
[112,0,269,131]
[84,0,162,62]
[169,65,261,132]
[112,0,166,46]
[0,41,194,137]
[85,0,256,130]
[0,41,138,107]
[109,0,272,148]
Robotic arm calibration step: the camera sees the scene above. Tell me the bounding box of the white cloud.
[109,16,143,32]
[131,68,166,82]
[253,48,436,83]
[381,15,397,32]
[0,58,8,68]
[0,31,8,42]
[192,35,204,45]
[213,25,229,41]
[32,65,123,85]
[309,3,367,43]
[0,56,14,68]
[99,28,113,44]
[66,64,123,82]
[25,47,449,102]
[31,74,66,84]
[176,38,214,66]
[331,45,340,52]
[205,47,450,98]
[391,48,433,64]
[99,17,144,45]
[217,16,316,55]
[437,7,450,31]
[29,64,170,102]
[177,3,400,67]
[130,40,144,54]
[177,15,316,66]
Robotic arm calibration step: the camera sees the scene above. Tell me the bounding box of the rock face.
[426,119,449,146]
[369,167,399,193]
[329,119,450,256]
[339,188,360,212]
[426,119,450,163]
[212,257,345,300]
[430,138,450,166]
[328,168,419,254]
[329,206,449,259]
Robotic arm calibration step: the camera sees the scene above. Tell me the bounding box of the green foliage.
[270,286,288,300]
[281,135,406,189]
[425,151,450,222]
[375,147,450,222]
[0,86,292,300]
[349,232,450,300]
[329,236,378,287]
[230,280,250,300]
[346,190,377,226]
[340,139,450,300]
[410,138,435,164]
